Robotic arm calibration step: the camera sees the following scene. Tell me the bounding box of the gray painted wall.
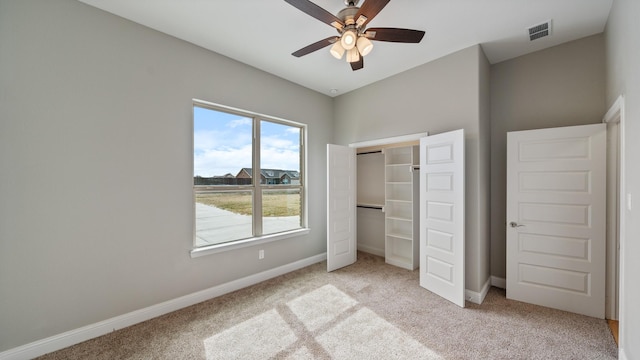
[0,0,332,351]
[333,45,492,294]
[489,34,606,279]
[605,0,640,357]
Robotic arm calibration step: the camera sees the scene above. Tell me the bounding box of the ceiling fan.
[284,0,425,71]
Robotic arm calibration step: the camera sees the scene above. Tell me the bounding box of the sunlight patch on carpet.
[284,345,314,359]
[204,284,443,359]
[286,284,358,331]
[203,309,296,360]
[317,308,443,359]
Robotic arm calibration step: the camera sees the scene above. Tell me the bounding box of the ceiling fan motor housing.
[337,6,359,27]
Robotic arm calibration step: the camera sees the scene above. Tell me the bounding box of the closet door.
[419,129,465,307]
[327,144,357,272]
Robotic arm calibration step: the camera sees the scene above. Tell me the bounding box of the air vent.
[528,20,552,41]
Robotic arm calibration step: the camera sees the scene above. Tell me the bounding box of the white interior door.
[506,123,606,318]
[420,129,465,307]
[327,144,357,272]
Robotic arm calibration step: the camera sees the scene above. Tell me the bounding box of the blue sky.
[193,106,300,177]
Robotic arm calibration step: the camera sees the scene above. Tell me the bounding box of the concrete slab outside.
[195,203,300,247]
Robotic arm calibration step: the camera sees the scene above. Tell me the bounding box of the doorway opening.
[351,133,427,269]
[602,94,625,349]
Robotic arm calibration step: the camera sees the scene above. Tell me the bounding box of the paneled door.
[326,144,357,272]
[506,124,606,318]
[419,129,465,307]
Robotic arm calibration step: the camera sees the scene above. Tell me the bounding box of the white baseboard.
[357,244,385,257]
[0,253,327,360]
[465,277,491,305]
[491,276,506,289]
[619,348,628,360]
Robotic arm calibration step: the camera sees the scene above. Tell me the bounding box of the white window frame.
[190,100,308,258]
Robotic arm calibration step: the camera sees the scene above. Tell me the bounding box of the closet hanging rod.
[357,204,383,210]
[357,150,383,155]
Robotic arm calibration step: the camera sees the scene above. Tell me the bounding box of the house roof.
[237,168,300,179]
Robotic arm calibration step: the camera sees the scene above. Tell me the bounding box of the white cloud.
[260,146,300,171]
[227,118,252,128]
[194,126,252,176]
[194,144,253,177]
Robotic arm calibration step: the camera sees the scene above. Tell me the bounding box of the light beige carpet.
[38,252,618,359]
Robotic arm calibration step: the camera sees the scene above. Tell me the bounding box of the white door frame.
[348,132,429,258]
[326,132,429,272]
[602,95,626,352]
[348,132,429,149]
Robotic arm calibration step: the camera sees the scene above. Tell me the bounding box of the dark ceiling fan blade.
[354,0,390,28]
[284,0,345,29]
[365,27,425,43]
[292,36,339,57]
[350,56,364,71]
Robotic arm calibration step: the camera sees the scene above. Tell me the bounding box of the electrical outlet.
[258,249,264,260]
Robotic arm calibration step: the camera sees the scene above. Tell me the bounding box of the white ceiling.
[79,0,613,97]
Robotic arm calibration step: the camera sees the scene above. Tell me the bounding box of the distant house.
[194,173,249,185]
[236,168,300,185]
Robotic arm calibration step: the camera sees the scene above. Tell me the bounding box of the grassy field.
[196,191,300,217]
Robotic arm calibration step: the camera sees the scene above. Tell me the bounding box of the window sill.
[190,228,310,258]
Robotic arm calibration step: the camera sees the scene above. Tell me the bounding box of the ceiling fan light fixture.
[340,29,357,50]
[346,47,360,63]
[329,41,345,59]
[356,36,373,56]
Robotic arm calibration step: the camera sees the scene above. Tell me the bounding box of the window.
[192,101,306,250]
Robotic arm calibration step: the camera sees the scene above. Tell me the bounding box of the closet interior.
[356,143,420,270]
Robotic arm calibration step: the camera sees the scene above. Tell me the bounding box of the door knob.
[509,221,525,228]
